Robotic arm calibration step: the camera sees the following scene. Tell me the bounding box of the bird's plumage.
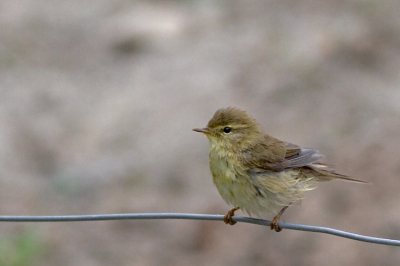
[194,107,366,228]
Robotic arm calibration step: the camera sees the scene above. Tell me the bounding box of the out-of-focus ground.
[1,0,400,265]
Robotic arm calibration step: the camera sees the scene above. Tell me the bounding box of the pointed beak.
[193,127,211,134]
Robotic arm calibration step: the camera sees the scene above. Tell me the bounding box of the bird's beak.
[193,128,211,134]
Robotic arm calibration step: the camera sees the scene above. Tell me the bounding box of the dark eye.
[223,127,231,133]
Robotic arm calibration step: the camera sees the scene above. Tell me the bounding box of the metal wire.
[0,213,398,246]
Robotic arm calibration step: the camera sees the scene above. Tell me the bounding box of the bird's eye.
[223,127,231,133]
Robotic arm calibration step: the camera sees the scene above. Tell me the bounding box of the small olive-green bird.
[193,107,366,232]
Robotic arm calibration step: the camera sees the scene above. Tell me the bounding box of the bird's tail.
[309,163,369,184]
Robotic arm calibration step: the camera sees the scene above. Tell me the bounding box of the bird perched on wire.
[193,107,367,232]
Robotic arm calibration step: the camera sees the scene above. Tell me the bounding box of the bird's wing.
[285,147,325,168]
[283,142,302,158]
[283,141,325,167]
[240,137,288,171]
[245,140,367,183]
[241,140,325,172]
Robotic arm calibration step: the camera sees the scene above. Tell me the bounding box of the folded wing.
[285,146,325,168]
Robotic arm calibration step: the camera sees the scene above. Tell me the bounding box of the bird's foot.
[270,216,282,232]
[270,206,289,232]
[223,207,240,225]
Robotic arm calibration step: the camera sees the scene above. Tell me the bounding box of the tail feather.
[309,163,369,184]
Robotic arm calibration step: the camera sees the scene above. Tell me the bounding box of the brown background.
[1,0,400,265]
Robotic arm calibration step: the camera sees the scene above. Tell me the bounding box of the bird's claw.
[270,206,289,232]
[223,207,240,225]
[270,217,282,232]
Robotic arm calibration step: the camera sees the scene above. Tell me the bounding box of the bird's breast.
[209,149,238,183]
[208,147,256,208]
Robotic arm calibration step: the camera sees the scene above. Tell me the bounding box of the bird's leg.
[223,207,240,225]
[270,206,289,232]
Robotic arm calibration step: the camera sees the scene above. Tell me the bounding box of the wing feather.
[286,148,325,168]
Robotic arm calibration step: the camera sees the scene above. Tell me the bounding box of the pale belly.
[209,152,316,216]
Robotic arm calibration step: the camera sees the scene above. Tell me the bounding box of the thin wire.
[0,213,398,246]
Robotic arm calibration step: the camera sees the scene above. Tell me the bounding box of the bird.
[193,107,367,232]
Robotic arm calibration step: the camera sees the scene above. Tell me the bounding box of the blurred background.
[1,0,400,265]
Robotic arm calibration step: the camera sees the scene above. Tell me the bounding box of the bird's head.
[193,107,264,152]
